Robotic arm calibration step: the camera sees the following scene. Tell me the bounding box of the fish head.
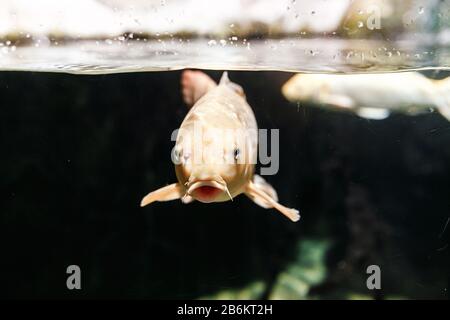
[282,74,328,102]
[173,123,256,203]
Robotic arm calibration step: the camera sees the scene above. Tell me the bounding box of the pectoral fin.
[245,179,300,222]
[321,94,355,109]
[140,183,184,207]
[356,107,390,120]
[246,175,278,208]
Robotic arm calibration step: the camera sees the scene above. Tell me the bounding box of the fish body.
[141,71,299,222]
[174,73,257,202]
[282,72,450,120]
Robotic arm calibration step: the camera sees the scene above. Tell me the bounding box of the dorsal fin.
[219,71,245,98]
[219,71,230,85]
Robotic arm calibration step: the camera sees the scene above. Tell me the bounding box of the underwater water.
[0,69,449,299]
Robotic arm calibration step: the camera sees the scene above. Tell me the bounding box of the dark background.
[0,70,448,299]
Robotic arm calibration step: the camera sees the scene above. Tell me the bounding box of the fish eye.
[233,148,240,160]
[173,148,183,163]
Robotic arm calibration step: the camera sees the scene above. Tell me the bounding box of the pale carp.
[141,70,300,222]
[282,72,450,120]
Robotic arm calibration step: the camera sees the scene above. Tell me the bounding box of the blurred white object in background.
[0,0,351,38]
[0,0,120,37]
[282,73,450,121]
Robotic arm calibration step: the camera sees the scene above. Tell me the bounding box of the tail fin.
[433,77,450,121]
[181,70,217,107]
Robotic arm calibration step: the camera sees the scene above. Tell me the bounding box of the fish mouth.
[186,180,232,203]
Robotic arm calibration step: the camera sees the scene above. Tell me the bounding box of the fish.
[140,70,300,222]
[281,72,450,120]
